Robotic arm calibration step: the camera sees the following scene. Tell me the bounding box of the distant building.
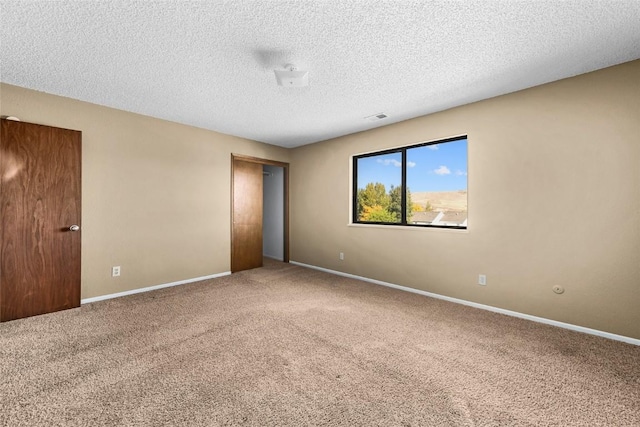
[409,211,440,224]
[409,211,467,227]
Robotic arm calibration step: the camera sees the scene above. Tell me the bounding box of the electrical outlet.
[478,274,487,286]
[112,266,121,277]
[339,252,344,261]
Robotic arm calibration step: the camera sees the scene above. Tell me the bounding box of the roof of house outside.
[409,211,440,223]
[409,210,467,225]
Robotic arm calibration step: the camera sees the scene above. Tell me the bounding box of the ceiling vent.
[274,64,309,87]
[365,113,388,122]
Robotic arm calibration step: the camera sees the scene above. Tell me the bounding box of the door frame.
[231,154,289,271]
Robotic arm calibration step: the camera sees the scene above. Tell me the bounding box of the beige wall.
[2,60,638,339]
[290,60,640,339]
[0,84,289,299]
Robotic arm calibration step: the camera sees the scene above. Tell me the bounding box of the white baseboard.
[80,271,231,304]
[290,261,640,346]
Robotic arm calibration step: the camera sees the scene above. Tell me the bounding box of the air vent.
[365,113,388,122]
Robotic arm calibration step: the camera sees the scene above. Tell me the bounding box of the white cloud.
[455,170,467,176]
[427,145,439,150]
[407,161,416,168]
[434,165,451,175]
[376,158,402,167]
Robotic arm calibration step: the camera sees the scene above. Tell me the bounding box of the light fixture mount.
[274,63,309,87]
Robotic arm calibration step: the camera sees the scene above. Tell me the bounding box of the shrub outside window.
[353,136,467,229]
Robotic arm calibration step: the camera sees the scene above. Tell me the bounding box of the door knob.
[69,225,80,232]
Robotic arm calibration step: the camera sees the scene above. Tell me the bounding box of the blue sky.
[357,139,467,192]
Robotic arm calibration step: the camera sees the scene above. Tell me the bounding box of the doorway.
[262,164,284,261]
[231,154,289,273]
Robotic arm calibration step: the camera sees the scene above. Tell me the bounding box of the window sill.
[347,222,469,233]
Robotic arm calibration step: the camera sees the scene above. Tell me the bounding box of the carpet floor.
[1,260,639,426]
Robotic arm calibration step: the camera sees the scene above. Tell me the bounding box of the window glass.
[406,139,467,227]
[355,152,402,223]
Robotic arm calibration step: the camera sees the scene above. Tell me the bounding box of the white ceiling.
[1,1,639,148]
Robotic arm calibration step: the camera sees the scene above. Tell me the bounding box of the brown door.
[0,119,81,321]
[231,157,263,272]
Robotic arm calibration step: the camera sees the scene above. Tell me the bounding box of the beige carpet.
[1,260,639,426]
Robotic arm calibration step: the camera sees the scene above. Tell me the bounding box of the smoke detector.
[274,64,309,87]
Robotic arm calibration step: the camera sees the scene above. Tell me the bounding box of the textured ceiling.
[1,1,639,148]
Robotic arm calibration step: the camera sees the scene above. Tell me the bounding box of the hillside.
[411,191,467,212]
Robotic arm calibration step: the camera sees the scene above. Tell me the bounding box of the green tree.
[406,187,414,220]
[357,182,390,220]
[357,182,414,223]
[388,185,402,221]
[388,185,414,221]
[362,205,397,222]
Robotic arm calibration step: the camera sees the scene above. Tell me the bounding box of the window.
[353,135,467,229]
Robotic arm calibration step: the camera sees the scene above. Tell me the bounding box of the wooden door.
[0,119,81,321]
[231,157,263,272]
